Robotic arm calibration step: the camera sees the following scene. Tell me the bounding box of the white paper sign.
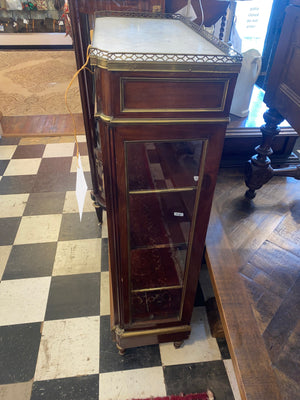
[177,5,197,21]
[76,155,88,221]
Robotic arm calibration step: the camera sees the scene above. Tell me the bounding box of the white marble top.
[92,17,225,56]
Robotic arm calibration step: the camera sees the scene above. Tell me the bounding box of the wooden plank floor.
[205,168,300,400]
[2,114,85,137]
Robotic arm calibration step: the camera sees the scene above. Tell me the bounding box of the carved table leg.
[245,108,300,198]
[245,108,284,199]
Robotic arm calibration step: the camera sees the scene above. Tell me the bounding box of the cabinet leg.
[116,344,125,355]
[94,203,103,224]
[90,192,103,224]
[174,340,184,349]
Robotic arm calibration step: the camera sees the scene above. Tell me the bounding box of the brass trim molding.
[96,113,230,125]
[113,324,191,339]
[131,285,182,293]
[129,187,196,195]
[91,59,242,73]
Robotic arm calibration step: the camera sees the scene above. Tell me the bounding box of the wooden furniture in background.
[89,12,241,352]
[245,1,300,198]
[222,85,299,167]
[165,0,230,28]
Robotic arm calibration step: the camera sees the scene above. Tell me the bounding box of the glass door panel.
[131,288,182,322]
[129,190,195,248]
[127,140,204,191]
[131,244,187,291]
[125,139,205,323]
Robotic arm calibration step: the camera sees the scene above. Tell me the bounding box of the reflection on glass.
[127,141,203,190]
[126,139,204,323]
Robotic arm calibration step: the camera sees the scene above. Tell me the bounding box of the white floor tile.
[0,246,12,281]
[101,211,108,238]
[0,277,51,325]
[76,135,86,143]
[63,190,95,213]
[14,214,62,245]
[43,143,75,158]
[0,381,32,400]
[159,307,221,366]
[100,271,110,316]
[70,156,90,172]
[4,158,41,176]
[34,316,100,381]
[0,145,17,160]
[0,194,29,218]
[224,359,242,400]
[99,367,166,400]
[52,238,101,275]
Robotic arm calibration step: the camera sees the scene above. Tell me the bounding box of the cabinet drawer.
[120,77,229,113]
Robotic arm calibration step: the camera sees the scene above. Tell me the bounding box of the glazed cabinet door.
[108,123,226,332]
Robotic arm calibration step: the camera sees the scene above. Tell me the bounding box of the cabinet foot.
[90,192,104,224]
[94,203,103,224]
[174,340,184,349]
[116,344,125,355]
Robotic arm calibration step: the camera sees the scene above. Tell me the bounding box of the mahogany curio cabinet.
[89,12,241,352]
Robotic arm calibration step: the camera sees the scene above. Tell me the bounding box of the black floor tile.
[0,217,21,245]
[31,375,99,400]
[3,242,57,280]
[23,192,66,216]
[45,273,100,321]
[0,160,9,176]
[0,175,36,195]
[12,145,45,159]
[101,238,109,272]
[99,315,162,373]
[0,323,41,384]
[32,158,75,193]
[73,142,88,156]
[163,361,234,400]
[58,212,101,241]
[217,338,231,360]
[194,282,205,307]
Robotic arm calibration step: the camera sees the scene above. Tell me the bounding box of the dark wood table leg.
[245,107,300,199]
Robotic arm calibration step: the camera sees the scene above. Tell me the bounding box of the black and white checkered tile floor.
[0,135,240,400]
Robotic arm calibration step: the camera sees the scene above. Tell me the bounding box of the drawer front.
[120,77,229,114]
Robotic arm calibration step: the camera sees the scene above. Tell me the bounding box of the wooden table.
[205,167,300,400]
